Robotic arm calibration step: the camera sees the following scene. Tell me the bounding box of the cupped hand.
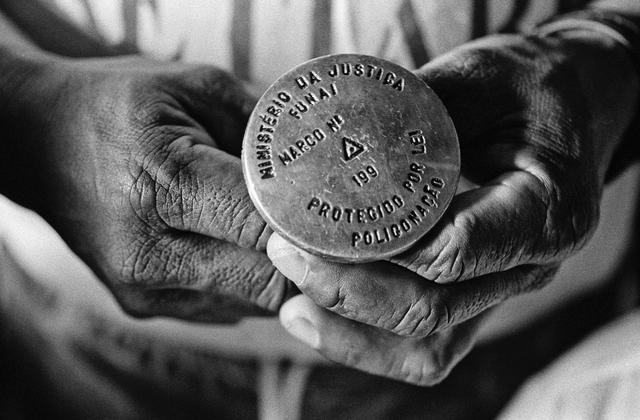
[2,55,291,321]
[268,32,638,384]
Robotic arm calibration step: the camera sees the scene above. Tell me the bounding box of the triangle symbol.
[342,136,365,161]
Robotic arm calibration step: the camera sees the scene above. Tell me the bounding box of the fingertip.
[266,232,290,259]
[279,294,317,322]
[266,233,309,285]
[247,213,273,251]
[279,295,322,349]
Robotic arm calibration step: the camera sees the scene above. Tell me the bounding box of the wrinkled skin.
[1,55,291,322]
[268,33,639,385]
[0,28,637,386]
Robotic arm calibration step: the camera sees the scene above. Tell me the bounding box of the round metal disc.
[242,54,459,262]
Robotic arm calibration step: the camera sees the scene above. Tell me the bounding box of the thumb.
[414,36,523,157]
[415,52,492,151]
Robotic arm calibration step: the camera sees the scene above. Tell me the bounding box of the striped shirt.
[47,0,584,90]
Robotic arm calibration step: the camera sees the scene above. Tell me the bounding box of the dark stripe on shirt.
[398,0,430,67]
[231,0,252,81]
[472,0,489,39]
[557,0,589,13]
[0,0,119,56]
[120,0,140,53]
[312,0,332,57]
[498,0,532,33]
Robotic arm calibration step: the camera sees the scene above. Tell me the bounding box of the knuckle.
[324,282,348,313]
[234,204,272,250]
[213,185,260,246]
[396,216,470,283]
[522,125,602,259]
[153,142,200,229]
[394,294,451,338]
[129,161,162,227]
[422,217,472,283]
[521,168,572,260]
[250,266,289,312]
[531,168,600,258]
[129,142,187,229]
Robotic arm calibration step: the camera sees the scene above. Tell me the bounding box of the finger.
[132,135,273,250]
[390,168,566,283]
[105,231,291,321]
[279,295,484,386]
[269,233,557,337]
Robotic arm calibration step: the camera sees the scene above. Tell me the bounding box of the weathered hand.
[270,235,499,385]
[1,54,290,321]
[267,32,638,385]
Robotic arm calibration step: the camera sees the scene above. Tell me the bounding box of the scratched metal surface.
[242,54,459,262]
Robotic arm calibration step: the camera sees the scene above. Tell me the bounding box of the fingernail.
[267,233,307,285]
[283,317,320,348]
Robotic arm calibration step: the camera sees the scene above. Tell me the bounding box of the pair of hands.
[1,31,636,385]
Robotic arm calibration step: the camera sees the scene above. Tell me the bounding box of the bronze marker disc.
[242,54,460,263]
